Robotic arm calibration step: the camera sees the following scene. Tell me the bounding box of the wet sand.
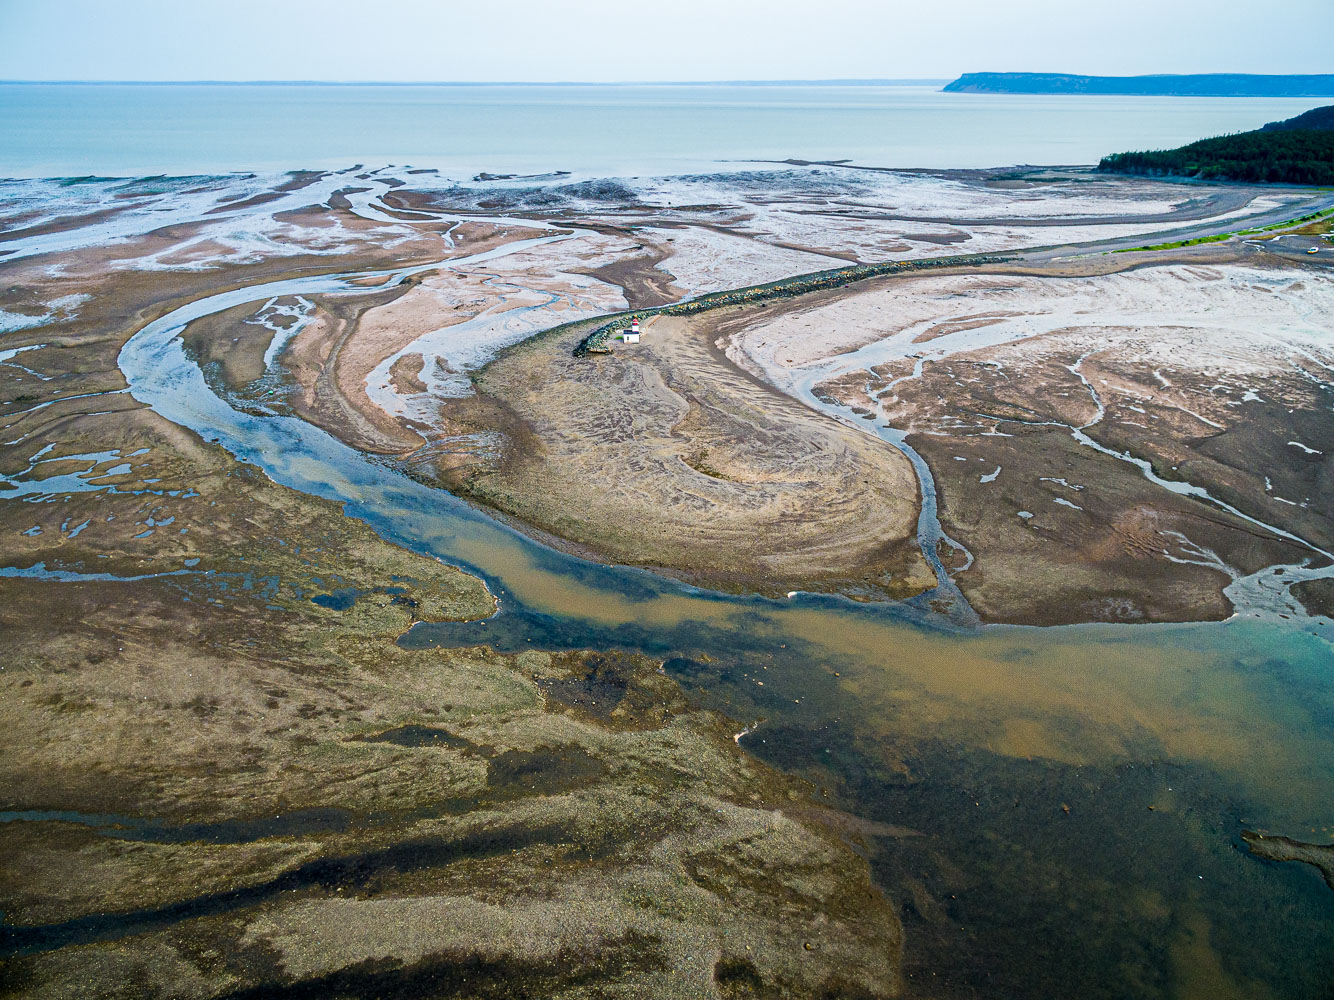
[0,179,905,997]
[2,165,1333,998]
[453,312,930,599]
[716,247,1334,624]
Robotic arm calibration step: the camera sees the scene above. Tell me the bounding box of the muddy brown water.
[84,249,1334,996]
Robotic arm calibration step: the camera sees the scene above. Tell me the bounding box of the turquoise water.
[0,82,1325,178]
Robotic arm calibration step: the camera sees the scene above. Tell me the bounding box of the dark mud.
[0,823,574,958]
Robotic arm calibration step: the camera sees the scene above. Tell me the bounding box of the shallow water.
[96,236,1334,994]
[1,83,1327,178]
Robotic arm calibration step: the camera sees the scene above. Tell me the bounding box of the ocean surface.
[0,82,1326,179]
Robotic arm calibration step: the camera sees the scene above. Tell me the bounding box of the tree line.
[1099,128,1334,185]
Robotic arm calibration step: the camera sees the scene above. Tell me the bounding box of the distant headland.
[943,73,1334,97]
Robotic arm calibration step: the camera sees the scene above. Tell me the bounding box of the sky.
[1,0,1331,82]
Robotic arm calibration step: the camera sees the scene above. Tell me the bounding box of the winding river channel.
[111,233,1334,992]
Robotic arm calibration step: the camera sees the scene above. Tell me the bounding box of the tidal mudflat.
[1,164,1332,998]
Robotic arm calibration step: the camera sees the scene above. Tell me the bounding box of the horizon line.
[0,78,954,87]
[3,71,1331,86]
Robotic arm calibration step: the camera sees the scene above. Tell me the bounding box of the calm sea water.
[0,82,1325,178]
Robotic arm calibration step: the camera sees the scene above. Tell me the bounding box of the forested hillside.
[1099,107,1334,184]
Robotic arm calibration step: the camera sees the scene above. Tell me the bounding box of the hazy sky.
[2,0,1331,82]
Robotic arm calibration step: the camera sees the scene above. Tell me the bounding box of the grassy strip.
[1114,233,1233,252]
[572,253,1012,355]
[1248,205,1334,234]
[1115,205,1334,253]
